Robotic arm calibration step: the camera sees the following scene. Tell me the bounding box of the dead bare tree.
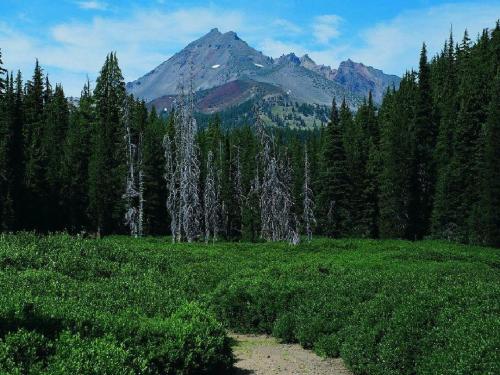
[255,106,299,244]
[123,98,144,238]
[302,146,316,241]
[204,150,220,243]
[163,81,201,243]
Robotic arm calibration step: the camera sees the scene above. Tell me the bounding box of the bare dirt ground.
[230,333,353,375]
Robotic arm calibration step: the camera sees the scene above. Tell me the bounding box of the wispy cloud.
[272,19,302,35]
[0,7,245,94]
[2,2,500,96]
[258,38,309,58]
[313,14,342,44]
[346,3,500,75]
[77,1,108,11]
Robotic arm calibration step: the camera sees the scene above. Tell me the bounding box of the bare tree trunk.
[255,106,299,244]
[303,147,316,241]
[204,151,220,243]
[123,99,141,238]
[163,81,201,243]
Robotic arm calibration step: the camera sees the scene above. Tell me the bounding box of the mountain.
[127,28,400,116]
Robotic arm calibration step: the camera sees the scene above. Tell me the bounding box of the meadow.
[0,234,498,374]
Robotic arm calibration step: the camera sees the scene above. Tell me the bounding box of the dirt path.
[230,334,353,375]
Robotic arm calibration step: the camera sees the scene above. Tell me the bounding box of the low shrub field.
[0,233,499,374]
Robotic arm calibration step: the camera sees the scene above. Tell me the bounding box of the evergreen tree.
[23,60,47,230]
[444,32,489,242]
[0,73,13,228]
[10,71,25,230]
[220,136,241,239]
[89,53,126,236]
[365,93,380,237]
[44,84,69,230]
[481,71,500,246]
[432,34,458,238]
[353,92,380,237]
[343,97,366,235]
[410,43,437,239]
[142,107,168,235]
[317,98,349,237]
[378,74,418,239]
[61,81,93,232]
[235,126,259,241]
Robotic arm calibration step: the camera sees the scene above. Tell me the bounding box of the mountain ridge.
[126,28,400,110]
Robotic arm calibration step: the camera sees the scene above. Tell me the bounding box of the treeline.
[377,24,500,245]
[0,22,499,246]
[0,53,167,236]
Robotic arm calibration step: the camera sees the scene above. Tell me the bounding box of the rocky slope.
[127,28,400,110]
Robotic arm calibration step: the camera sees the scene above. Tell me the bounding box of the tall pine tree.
[480,71,500,246]
[317,98,349,237]
[61,81,93,232]
[89,53,126,236]
[410,43,437,239]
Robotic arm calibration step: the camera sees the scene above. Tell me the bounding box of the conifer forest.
[0,13,499,375]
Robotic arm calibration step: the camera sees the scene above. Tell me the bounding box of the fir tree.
[317,98,349,237]
[432,33,458,238]
[23,60,47,230]
[410,43,437,239]
[142,108,168,235]
[480,71,500,246]
[61,81,92,232]
[44,84,69,230]
[89,53,126,236]
[0,73,12,228]
[378,74,418,239]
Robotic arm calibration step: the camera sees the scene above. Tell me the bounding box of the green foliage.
[47,332,132,375]
[142,108,168,235]
[0,234,499,374]
[317,99,350,236]
[89,52,127,236]
[378,74,418,239]
[0,329,48,374]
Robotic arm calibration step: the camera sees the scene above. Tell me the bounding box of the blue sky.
[1,0,499,96]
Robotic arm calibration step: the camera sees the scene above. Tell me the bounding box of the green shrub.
[0,329,48,374]
[272,312,297,343]
[0,234,498,374]
[47,332,133,375]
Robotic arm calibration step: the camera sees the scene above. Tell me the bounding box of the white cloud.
[0,7,245,95]
[258,38,309,58]
[77,1,108,11]
[313,14,342,44]
[2,2,500,95]
[347,3,500,75]
[272,19,302,35]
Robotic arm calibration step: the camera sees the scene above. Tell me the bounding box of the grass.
[0,234,499,374]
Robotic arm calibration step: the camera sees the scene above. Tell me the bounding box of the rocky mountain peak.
[277,53,301,65]
[126,29,400,107]
[299,54,317,68]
